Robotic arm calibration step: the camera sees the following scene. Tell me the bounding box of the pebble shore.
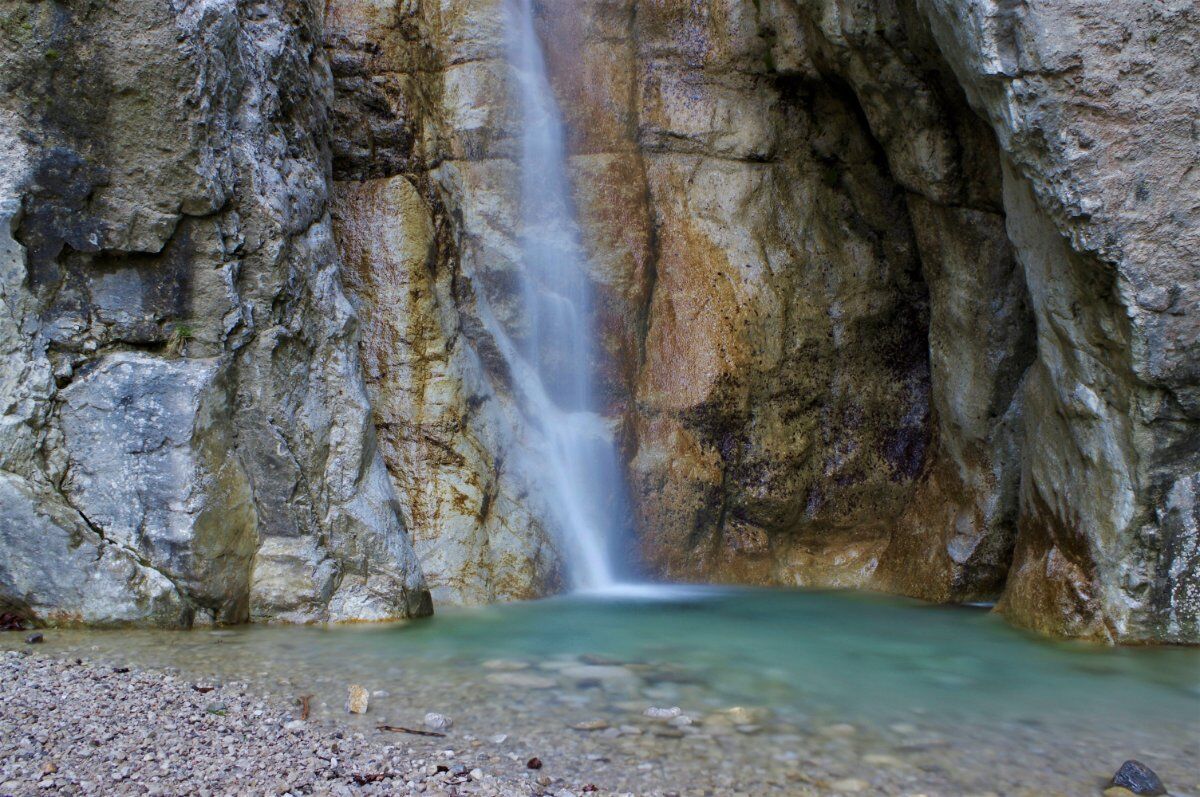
[2,632,1195,797]
[0,651,568,797]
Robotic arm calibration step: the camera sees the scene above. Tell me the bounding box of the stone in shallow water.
[346,685,369,714]
[706,706,771,726]
[820,723,857,737]
[559,664,637,683]
[1110,761,1167,796]
[482,659,529,671]
[485,671,557,689]
[424,712,452,731]
[571,719,610,731]
[650,725,684,739]
[829,778,869,792]
[644,706,682,721]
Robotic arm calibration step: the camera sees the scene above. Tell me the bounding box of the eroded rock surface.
[0,0,429,625]
[321,0,1197,642]
[1,0,1195,641]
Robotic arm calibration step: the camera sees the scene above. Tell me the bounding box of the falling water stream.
[484,0,631,591]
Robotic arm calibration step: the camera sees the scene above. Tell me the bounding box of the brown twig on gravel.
[376,725,447,738]
[298,694,312,720]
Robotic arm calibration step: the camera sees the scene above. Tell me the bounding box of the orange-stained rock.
[333,176,564,605]
[319,0,1200,644]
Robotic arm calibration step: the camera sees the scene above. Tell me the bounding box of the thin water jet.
[481,0,633,592]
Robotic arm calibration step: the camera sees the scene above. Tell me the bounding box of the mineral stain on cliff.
[0,0,1196,643]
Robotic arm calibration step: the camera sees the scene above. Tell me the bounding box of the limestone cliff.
[1,0,1195,643]
[0,0,430,625]
[322,0,1198,643]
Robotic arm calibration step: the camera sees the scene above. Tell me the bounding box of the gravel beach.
[2,619,1195,797]
[0,651,561,797]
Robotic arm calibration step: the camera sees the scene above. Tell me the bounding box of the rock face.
[0,0,429,625]
[625,0,1199,643]
[1,0,1195,642]
[320,0,1198,642]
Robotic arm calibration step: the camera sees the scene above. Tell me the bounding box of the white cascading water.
[482,0,629,591]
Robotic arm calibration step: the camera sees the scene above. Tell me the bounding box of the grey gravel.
[0,652,552,797]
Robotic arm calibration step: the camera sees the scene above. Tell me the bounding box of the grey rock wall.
[915,0,1200,642]
[0,0,429,626]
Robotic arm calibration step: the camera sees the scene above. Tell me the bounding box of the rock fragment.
[346,685,369,714]
[1110,760,1167,796]
[424,712,452,731]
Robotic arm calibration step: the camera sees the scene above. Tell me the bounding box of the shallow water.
[8,587,1199,795]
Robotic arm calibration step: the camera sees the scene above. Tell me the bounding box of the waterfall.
[483,0,629,591]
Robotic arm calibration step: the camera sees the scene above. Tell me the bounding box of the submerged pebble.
[486,671,557,689]
[829,777,870,792]
[1110,760,1167,796]
[644,706,682,721]
[424,712,453,731]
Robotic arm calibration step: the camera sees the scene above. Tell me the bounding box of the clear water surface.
[10,587,1199,795]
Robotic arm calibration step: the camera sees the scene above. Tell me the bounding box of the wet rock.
[578,654,623,666]
[707,706,771,726]
[482,659,530,671]
[1110,761,1167,796]
[330,172,557,606]
[570,719,610,732]
[559,664,637,683]
[644,707,682,721]
[424,712,453,731]
[820,723,858,738]
[24,633,43,645]
[830,778,870,793]
[486,672,557,689]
